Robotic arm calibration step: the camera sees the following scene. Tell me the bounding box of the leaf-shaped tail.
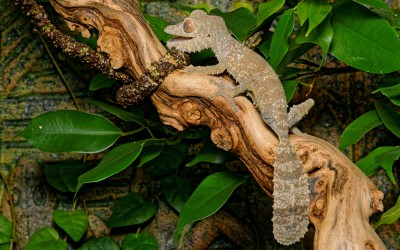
[272,140,310,245]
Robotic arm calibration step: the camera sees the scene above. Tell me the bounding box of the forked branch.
[35,0,387,248]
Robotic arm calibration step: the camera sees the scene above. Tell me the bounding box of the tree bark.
[49,0,386,249]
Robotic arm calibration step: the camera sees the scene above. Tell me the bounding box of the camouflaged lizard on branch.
[165,10,314,245]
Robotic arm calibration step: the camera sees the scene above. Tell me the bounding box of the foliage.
[14,0,400,248]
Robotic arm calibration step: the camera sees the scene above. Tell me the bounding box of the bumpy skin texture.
[165,10,314,245]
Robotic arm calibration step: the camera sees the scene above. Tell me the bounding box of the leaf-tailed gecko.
[165,10,314,245]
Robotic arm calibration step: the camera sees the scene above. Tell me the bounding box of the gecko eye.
[183,18,195,33]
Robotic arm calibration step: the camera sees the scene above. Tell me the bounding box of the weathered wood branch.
[50,0,386,248]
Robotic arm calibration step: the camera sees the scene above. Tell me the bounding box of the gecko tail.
[272,140,310,246]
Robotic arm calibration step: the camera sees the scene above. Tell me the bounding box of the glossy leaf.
[89,74,115,91]
[53,210,88,242]
[211,8,256,41]
[339,110,383,150]
[375,101,400,138]
[145,14,172,44]
[107,193,156,227]
[19,110,122,153]
[147,144,187,176]
[373,83,400,106]
[297,0,332,36]
[375,147,400,184]
[353,0,398,25]
[186,138,235,167]
[330,0,400,74]
[255,0,284,28]
[275,42,314,74]
[77,139,162,192]
[138,144,164,167]
[282,80,299,103]
[270,8,294,69]
[374,196,400,229]
[121,232,158,250]
[25,227,67,250]
[86,100,148,128]
[356,146,395,176]
[161,176,193,212]
[44,161,92,192]
[0,215,11,244]
[78,237,119,250]
[174,172,248,240]
[295,13,333,65]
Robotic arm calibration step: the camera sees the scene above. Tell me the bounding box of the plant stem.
[39,35,82,111]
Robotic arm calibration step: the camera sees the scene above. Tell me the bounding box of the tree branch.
[38,0,387,248]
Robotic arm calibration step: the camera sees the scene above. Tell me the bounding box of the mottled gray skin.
[165,10,314,245]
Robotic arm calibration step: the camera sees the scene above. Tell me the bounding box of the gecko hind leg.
[208,77,245,112]
[288,99,314,128]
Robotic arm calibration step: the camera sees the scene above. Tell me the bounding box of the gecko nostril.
[183,18,195,33]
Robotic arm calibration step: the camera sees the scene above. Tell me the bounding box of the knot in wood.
[181,101,202,123]
[98,27,125,69]
[211,128,232,151]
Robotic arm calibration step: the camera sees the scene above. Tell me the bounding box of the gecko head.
[164,10,228,52]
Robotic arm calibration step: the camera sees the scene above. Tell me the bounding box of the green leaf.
[19,110,122,153]
[89,74,115,91]
[330,0,400,74]
[0,215,12,244]
[44,161,92,192]
[356,146,395,176]
[0,244,11,250]
[185,137,235,167]
[145,15,173,44]
[161,176,193,212]
[53,210,88,242]
[77,139,162,192]
[353,0,398,25]
[297,0,332,36]
[339,110,383,150]
[255,0,284,28]
[374,196,400,229]
[374,147,400,184]
[78,237,119,250]
[86,100,149,128]
[295,13,333,66]
[26,227,67,250]
[147,144,187,176]
[257,32,273,59]
[138,144,164,167]
[375,101,400,138]
[121,232,158,250]
[210,8,256,41]
[282,80,299,103]
[373,83,400,106]
[275,42,315,74]
[107,193,156,227]
[174,172,248,240]
[270,8,295,69]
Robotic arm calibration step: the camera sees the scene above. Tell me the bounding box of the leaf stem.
[122,127,146,136]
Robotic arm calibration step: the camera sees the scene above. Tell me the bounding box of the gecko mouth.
[169,36,194,43]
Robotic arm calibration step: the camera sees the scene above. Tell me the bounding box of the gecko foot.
[208,78,239,112]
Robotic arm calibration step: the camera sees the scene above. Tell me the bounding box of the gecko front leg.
[208,77,249,112]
